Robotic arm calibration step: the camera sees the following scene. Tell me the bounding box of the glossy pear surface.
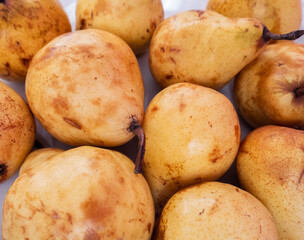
[0,82,35,183]
[237,125,304,240]
[155,181,278,240]
[207,0,302,35]
[0,0,71,81]
[76,0,164,55]
[2,146,155,239]
[234,42,304,129]
[143,83,240,212]
[26,29,144,147]
[149,10,267,90]
[19,148,64,175]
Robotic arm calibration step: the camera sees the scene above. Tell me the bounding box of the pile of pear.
[0,0,304,239]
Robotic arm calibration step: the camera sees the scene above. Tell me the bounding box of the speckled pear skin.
[143,83,240,213]
[149,10,268,90]
[2,146,155,240]
[0,0,71,81]
[207,0,302,34]
[155,181,279,240]
[237,125,304,240]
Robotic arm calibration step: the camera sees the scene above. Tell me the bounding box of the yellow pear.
[0,0,71,81]
[0,81,35,183]
[76,0,164,55]
[237,125,304,239]
[207,0,302,34]
[143,83,240,212]
[26,29,144,147]
[2,146,155,239]
[19,148,64,175]
[155,181,279,240]
[234,41,304,129]
[149,10,304,90]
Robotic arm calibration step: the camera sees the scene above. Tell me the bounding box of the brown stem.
[129,120,145,174]
[263,27,304,41]
[294,87,304,98]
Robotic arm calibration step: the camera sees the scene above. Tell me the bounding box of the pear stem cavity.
[263,27,304,41]
[294,87,304,98]
[129,120,145,174]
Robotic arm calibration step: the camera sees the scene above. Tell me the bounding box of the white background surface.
[0,0,304,236]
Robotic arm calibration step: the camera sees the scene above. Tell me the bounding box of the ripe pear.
[0,0,71,81]
[76,0,164,55]
[143,83,240,212]
[155,181,279,240]
[237,125,304,240]
[26,29,145,160]
[234,41,304,129]
[207,0,302,35]
[0,81,35,183]
[149,10,304,90]
[19,148,64,175]
[2,146,155,239]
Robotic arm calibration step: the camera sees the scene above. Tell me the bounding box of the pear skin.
[2,146,155,239]
[149,10,304,90]
[19,148,64,175]
[237,125,304,240]
[76,0,164,55]
[143,83,240,213]
[25,29,144,148]
[207,0,302,35]
[149,10,268,90]
[0,82,36,183]
[234,41,304,129]
[0,0,71,81]
[156,182,278,240]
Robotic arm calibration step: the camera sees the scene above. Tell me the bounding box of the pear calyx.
[0,163,7,176]
[128,119,145,174]
[263,27,304,41]
[294,87,304,98]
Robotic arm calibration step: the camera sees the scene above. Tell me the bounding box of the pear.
[236,125,304,240]
[19,148,64,175]
[76,0,164,55]
[234,41,304,129]
[0,0,71,81]
[155,181,279,240]
[143,83,240,213]
[149,10,304,90]
[0,81,35,183]
[207,0,302,35]
[25,29,145,172]
[2,146,155,239]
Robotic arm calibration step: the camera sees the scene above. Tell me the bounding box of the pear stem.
[294,87,304,98]
[129,120,145,174]
[263,27,304,41]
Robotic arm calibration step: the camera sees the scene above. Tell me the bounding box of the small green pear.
[237,125,304,240]
[149,10,304,90]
